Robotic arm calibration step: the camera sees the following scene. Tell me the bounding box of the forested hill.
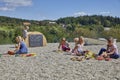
[0,16,38,26]
[0,15,120,44]
[0,15,120,27]
[56,15,120,27]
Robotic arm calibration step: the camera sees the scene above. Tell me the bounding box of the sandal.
[96,56,104,60]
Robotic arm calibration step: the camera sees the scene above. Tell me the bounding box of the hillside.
[0,15,120,27]
[0,15,120,44]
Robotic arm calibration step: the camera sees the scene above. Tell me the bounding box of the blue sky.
[0,0,120,20]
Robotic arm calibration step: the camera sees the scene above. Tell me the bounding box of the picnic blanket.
[71,51,97,61]
[15,53,37,57]
[0,53,36,57]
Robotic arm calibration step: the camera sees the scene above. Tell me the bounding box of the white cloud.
[99,11,110,15]
[0,7,15,11]
[0,0,32,11]
[74,12,88,16]
[73,11,111,17]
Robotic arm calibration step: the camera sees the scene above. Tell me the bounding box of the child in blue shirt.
[14,36,28,54]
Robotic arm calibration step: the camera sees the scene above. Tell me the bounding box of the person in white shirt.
[98,37,119,59]
[22,26,29,40]
[72,36,86,56]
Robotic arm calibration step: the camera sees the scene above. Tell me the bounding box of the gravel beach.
[0,42,120,80]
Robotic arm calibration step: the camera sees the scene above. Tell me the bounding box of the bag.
[8,51,14,55]
[85,51,96,59]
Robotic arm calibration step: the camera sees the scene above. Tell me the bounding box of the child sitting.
[72,36,86,56]
[97,37,119,59]
[58,38,70,52]
[74,37,79,46]
[8,36,28,55]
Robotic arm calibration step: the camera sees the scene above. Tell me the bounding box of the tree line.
[0,15,120,44]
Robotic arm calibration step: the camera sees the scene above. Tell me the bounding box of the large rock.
[25,31,47,47]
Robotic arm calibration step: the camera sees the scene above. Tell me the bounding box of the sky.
[0,0,120,20]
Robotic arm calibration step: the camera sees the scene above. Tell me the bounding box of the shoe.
[96,56,104,60]
[105,58,111,61]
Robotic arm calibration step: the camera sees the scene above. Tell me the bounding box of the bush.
[101,28,120,41]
